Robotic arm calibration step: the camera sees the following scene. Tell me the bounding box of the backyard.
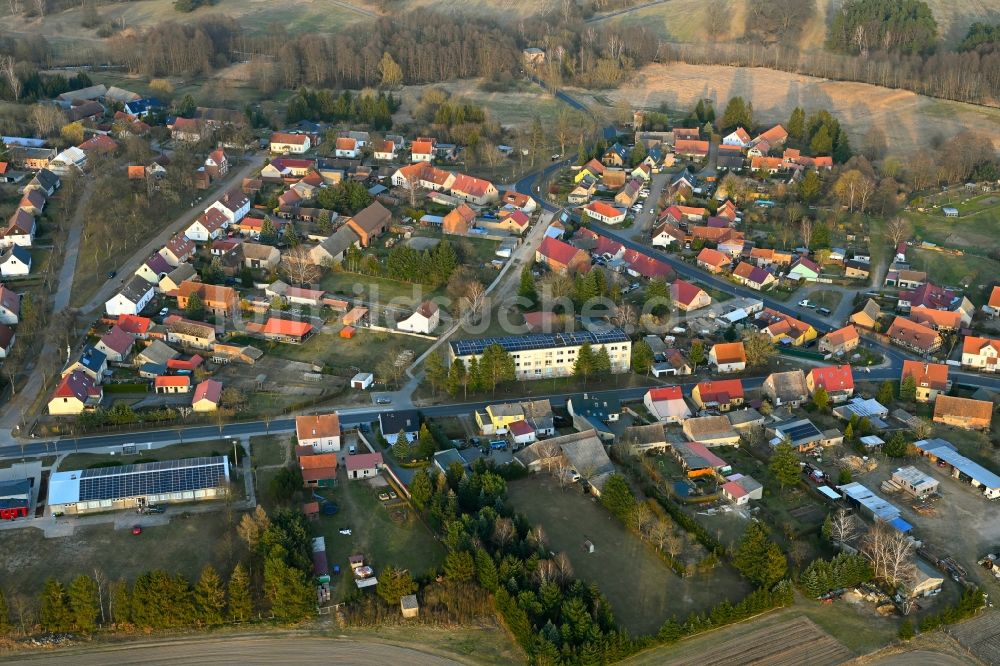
[507,476,749,636]
[261,327,433,377]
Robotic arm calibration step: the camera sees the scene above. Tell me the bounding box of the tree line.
[0,507,314,636]
[285,89,399,129]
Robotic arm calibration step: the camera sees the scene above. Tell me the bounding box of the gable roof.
[733,262,773,284]
[696,247,730,267]
[711,342,746,364]
[647,386,683,402]
[451,173,494,197]
[537,236,584,266]
[296,413,341,441]
[193,379,223,404]
[887,317,941,351]
[349,201,391,234]
[901,360,949,391]
[0,285,20,315]
[346,452,383,472]
[989,286,1000,309]
[962,335,1000,357]
[99,325,135,356]
[823,325,860,349]
[934,395,993,423]
[271,132,309,146]
[809,365,854,392]
[765,369,809,401]
[585,201,624,218]
[411,140,434,154]
[52,370,101,401]
[910,306,961,330]
[671,279,706,307]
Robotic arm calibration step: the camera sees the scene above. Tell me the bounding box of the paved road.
[80,154,266,314]
[2,636,463,665]
[585,0,667,23]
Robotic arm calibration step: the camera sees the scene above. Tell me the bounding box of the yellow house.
[475,402,525,435]
[758,309,817,347]
[574,159,604,183]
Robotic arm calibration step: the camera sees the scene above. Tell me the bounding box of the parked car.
[817,307,832,316]
[798,299,815,308]
[375,397,391,405]
[158,308,169,317]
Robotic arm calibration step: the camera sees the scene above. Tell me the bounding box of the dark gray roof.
[380,409,420,435]
[119,275,153,304]
[451,329,629,356]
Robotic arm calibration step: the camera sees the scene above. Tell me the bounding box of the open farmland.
[946,610,1000,665]
[623,614,853,666]
[571,62,1000,157]
[507,476,749,636]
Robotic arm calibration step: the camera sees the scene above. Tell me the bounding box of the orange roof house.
[909,306,961,331]
[443,203,475,236]
[692,379,745,411]
[901,360,950,402]
[806,365,854,402]
[709,342,747,372]
[535,237,590,274]
[299,452,339,486]
[671,279,711,311]
[176,281,237,318]
[887,317,942,354]
[154,375,191,393]
[819,325,860,355]
[696,247,731,273]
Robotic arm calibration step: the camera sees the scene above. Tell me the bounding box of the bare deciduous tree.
[861,522,916,588]
[493,517,516,550]
[884,216,912,247]
[829,508,858,546]
[799,217,813,249]
[0,55,22,101]
[281,246,321,285]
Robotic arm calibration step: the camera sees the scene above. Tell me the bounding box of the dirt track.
[3,636,463,665]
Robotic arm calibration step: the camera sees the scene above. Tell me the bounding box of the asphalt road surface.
[4,636,463,665]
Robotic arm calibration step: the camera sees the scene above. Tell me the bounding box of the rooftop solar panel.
[76,456,228,503]
[450,328,629,356]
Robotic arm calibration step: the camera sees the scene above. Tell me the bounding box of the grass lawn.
[250,434,292,468]
[314,473,445,602]
[905,247,999,292]
[508,476,749,636]
[321,270,441,304]
[58,439,236,471]
[264,329,433,375]
[0,508,243,600]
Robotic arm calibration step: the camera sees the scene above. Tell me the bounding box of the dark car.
[107,270,117,279]
[817,307,832,316]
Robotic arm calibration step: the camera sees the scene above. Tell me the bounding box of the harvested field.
[947,610,1000,665]
[572,63,1000,156]
[634,616,852,666]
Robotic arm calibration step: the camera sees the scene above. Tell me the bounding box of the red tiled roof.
[648,386,683,401]
[696,379,744,403]
[335,137,357,150]
[411,140,434,154]
[697,247,730,267]
[989,286,1000,309]
[537,237,584,266]
[963,335,1000,356]
[901,360,949,391]
[346,452,383,472]
[671,279,706,307]
[887,317,941,351]
[271,132,309,146]
[585,201,624,218]
[116,314,152,334]
[711,342,746,365]
[809,364,854,392]
[508,419,534,436]
[452,173,494,198]
[296,413,341,441]
[155,375,191,388]
[262,318,313,337]
[53,370,101,401]
[193,379,222,404]
[823,325,859,348]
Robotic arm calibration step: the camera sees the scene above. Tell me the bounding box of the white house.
[295,413,342,453]
[2,210,36,248]
[205,190,250,226]
[48,146,87,175]
[508,419,537,446]
[185,208,228,243]
[397,301,440,334]
[105,275,154,316]
[0,246,31,277]
[722,128,752,148]
[643,387,691,424]
[334,137,360,158]
[583,201,626,224]
[373,139,396,161]
[709,342,747,373]
[410,140,435,163]
[269,132,311,154]
[962,336,1000,372]
[721,474,763,505]
[651,222,684,248]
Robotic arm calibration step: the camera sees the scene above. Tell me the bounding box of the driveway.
[622,172,669,242]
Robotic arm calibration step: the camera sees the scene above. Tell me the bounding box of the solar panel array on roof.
[450,329,629,356]
[77,457,228,502]
[775,420,822,443]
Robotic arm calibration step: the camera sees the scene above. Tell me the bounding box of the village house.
[372,139,396,161]
[885,269,927,290]
[844,259,871,280]
[345,201,391,247]
[788,256,821,281]
[155,375,191,394]
[583,201,626,225]
[0,324,15,359]
[901,360,951,403]
[674,139,710,159]
[602,143,628,167]
[0,246,31,277]
[410,139,435,163]
[270,132,311,154]
[721,475,763,505]
[192,379,222,412]
[159,234,196,267]
[755,309,817,346]
[346,452,383,480]
[910,306,961,332]
[48,370,103,416]
[247,318,313,344]
[159,264,197,295]
[451,173,499,205]
[673,441,731,478]
[309,226,361,266]
[691,379,744,412]
[335,137,360,159]
[671,280,711,312]
[850,299,881,330]
[682,415,740,446]
[242,243,281,271]
[497,209,530,235]
[176,282,237,318]
[983,286,1000,318]
[723,127,752,148]
[651,221,685,248]
[819,325,861,356]
[732,262,777,291]
[933,395,993,430]
[806,365,855,404]
[887,317,942,354]
[18,188,46,216]
[763,369,809,407]
[397,301,440,334]
[95,325,135,363]
[696,247,731,274]
[1,209,36,248]
[296,413,341,453]
[644,386,692,424]
[134,253,173,285]
[535,237,590,274]
[0,285,19,324]
[185,208,229,243]
[961,336,1000,372]
[166,318,217,350]
[105,276,154,317]
[708,342,747,373]
[443,203,475,236]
